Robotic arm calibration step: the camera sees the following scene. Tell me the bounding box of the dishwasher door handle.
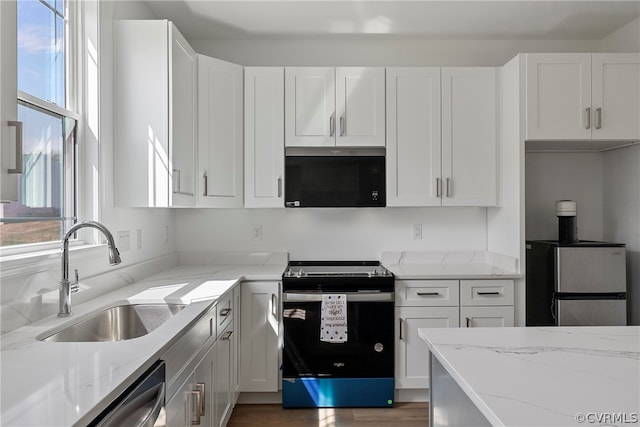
[97,382,165,427]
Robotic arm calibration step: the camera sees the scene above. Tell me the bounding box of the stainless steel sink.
[40,303,186,342]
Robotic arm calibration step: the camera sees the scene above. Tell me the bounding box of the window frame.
[1,0,83,254]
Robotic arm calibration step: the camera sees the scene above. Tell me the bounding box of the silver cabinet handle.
[195,383,205,416]
[277,177,282,198]
[191,390,202,425]
[477,291,500,296]
[417,292,440,296]
[436,178,441,198]
[222,330,233,340]
[271,293,278,320]
[173,169,181,194]
[203,172,208,197]
[339,115,345,136]
[585,107,591,129]
[7,121,23,174]
[466,317,471,327]
[399,318,404,340]
[329,115,335,137]
[446,178,451,197]
[220,308,232,317]
[596,107,602,129]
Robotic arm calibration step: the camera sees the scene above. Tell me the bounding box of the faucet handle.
[70,269,80,294]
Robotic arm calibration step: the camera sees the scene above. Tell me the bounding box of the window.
[0,0,77,247]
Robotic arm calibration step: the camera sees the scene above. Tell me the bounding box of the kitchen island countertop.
[418,326,640,426]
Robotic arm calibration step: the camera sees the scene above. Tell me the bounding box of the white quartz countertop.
[0,263,285,427]
[418,326,640,427]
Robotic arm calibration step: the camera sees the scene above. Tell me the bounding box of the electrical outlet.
[412,224,422,240]
[136,229,142,249]
[252,224,262,241]
[117,230,131,251]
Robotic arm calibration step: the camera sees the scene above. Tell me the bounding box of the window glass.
[17,0,66,107]
[0,103,76,246]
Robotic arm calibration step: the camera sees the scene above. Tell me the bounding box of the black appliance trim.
[554,292,626,300]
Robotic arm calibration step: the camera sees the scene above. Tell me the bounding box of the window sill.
[0,243,109,277]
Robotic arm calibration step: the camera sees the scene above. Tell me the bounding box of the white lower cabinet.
[395,279,514,390]
[166,372,196,427]
[239,281,281,392]
[460,306,515,328]
[214,325,234,427]
[396,306,459,389]
[165,286,237,427]
[460,280,515,328]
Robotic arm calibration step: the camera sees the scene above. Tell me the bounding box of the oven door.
[282,292,394,378]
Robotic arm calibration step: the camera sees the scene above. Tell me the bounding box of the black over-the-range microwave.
[284,147,386,208]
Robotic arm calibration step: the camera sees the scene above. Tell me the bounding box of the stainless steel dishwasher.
[88,361,166,427]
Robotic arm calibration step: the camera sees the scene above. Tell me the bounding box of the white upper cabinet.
[244,67,285,208]
[526,53,640,141]
[197,55,243,208]
[441,67,497,207]
[386,68,442,206]
[285,67,385,147]
[114,20,196,207]
[591,54,640,140]
[335,67,386,147]
[387,67,497,207]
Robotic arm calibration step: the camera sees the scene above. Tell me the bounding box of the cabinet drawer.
[460,306,514,327]
[396,280,459,307]
[216,292,233,338]
[460,280,514,306]
[163,305,216,399]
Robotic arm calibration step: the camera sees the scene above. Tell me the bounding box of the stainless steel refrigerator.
[526,240,627,326]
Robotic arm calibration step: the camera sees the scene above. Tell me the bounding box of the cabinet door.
[197,55,243,208]
[386,68,442,206]
[592,53,640,140]
[244,67,285,208]
[166,372,197,427]
[239,281,280,392]
[231,286,241,403]
[336,67,385,147]
[396,306,459,389]
[525,53,592,140]
[441,67,497,207]
[0,0,19,202]
[460,306,514,328]
[169,23,196,207]
[214,326,234,427]
[285,67,335,147]
[193,346,214,427]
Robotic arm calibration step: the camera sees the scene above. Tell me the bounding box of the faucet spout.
[59,221,122,317]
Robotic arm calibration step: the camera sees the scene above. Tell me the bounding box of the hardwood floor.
[228,403,429,427]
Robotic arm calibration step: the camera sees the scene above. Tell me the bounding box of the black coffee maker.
[555,200,578,243]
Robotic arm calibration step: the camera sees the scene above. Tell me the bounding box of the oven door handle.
[283,292,394,302]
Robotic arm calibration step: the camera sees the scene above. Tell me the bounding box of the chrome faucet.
[59,221,122,317]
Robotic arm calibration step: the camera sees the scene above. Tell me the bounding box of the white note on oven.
[321,294,348,343]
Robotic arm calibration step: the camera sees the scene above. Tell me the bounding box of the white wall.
[525,152,604,241]
[603,145,640,325]
[600,17,640,53]
[176,207,488,260]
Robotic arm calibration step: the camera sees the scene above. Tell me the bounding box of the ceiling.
[141,1,640,41]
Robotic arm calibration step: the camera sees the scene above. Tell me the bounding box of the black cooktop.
[282,261,394,292]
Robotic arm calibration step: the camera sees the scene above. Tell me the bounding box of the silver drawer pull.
[220,308,232,317]
[466,317,471,327]
[417,292,440,296]
[222,330,233,340]
[196,383,205,416]
[596,107,602,129]
[585,107,591,129]
[477,291,500,296]
[191,390,201,425]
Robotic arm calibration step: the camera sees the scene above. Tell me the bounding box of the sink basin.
[40,303,186,342]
